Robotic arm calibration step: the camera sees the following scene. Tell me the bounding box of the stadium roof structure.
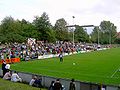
[66,25,94,28]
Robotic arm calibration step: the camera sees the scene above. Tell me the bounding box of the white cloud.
[0,0,120,32]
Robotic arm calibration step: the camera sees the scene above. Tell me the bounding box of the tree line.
[0,12,119,44]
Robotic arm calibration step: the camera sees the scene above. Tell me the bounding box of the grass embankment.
[0,78,47,90]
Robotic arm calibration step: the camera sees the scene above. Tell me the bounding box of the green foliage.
[100,21,117,44]
[20,19,38,39]
[0,13,56,43]
[75,25,89,42]
[0,16,26,43]
[54,18,68,41]
[115,38,120,44]
[0,78,46,90]
[0,17,40,43]
[33,12,55,42]
[0,16,14,34]
[91,21,117,44]
[90,26,99,43]
[0,15,118,44]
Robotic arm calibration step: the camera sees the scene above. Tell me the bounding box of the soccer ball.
[73,63,76,65]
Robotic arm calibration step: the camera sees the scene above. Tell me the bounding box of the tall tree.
[0,16,25,43]
[91,26,100,43]
[100,21,117,44]
[74,25,89,42]
[0,16,14,34]
[33,12,55,42]
[20,19,38,39]
[0,16,39,43]
[54,18,68,41]
[91,21,117,44]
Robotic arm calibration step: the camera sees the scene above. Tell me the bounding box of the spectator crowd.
[0,41,102,61]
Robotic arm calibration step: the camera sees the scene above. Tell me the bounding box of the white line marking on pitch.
[111,65,120,78]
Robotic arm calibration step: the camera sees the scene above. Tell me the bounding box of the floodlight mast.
[97,26,100,45]
[72,16,75,48]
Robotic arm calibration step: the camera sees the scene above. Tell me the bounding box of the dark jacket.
[54,82,62,90]
[69,82,76,90]
[2,63,6,70]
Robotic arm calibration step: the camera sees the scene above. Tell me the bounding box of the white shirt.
[29,79,35,85]
[11,73,21,82]
[102,88,105,90]
[5,64,10,69]
[59,54,63,58]
[1,55,4,60]
[3,71,11,80]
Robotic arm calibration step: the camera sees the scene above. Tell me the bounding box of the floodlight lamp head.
[72,16,75,18]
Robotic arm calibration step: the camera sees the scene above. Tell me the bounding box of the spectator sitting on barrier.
[29,75,37,86]
[33,76,42,88]
[54,79,62,90]
[69,79,76,90]
[11,71,22,82]
[3,70,11,80]
[49,80,55,90]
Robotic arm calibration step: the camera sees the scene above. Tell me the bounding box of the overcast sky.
[0,0,120,32]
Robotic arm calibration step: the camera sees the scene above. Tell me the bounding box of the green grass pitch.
[11,48,120,86]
